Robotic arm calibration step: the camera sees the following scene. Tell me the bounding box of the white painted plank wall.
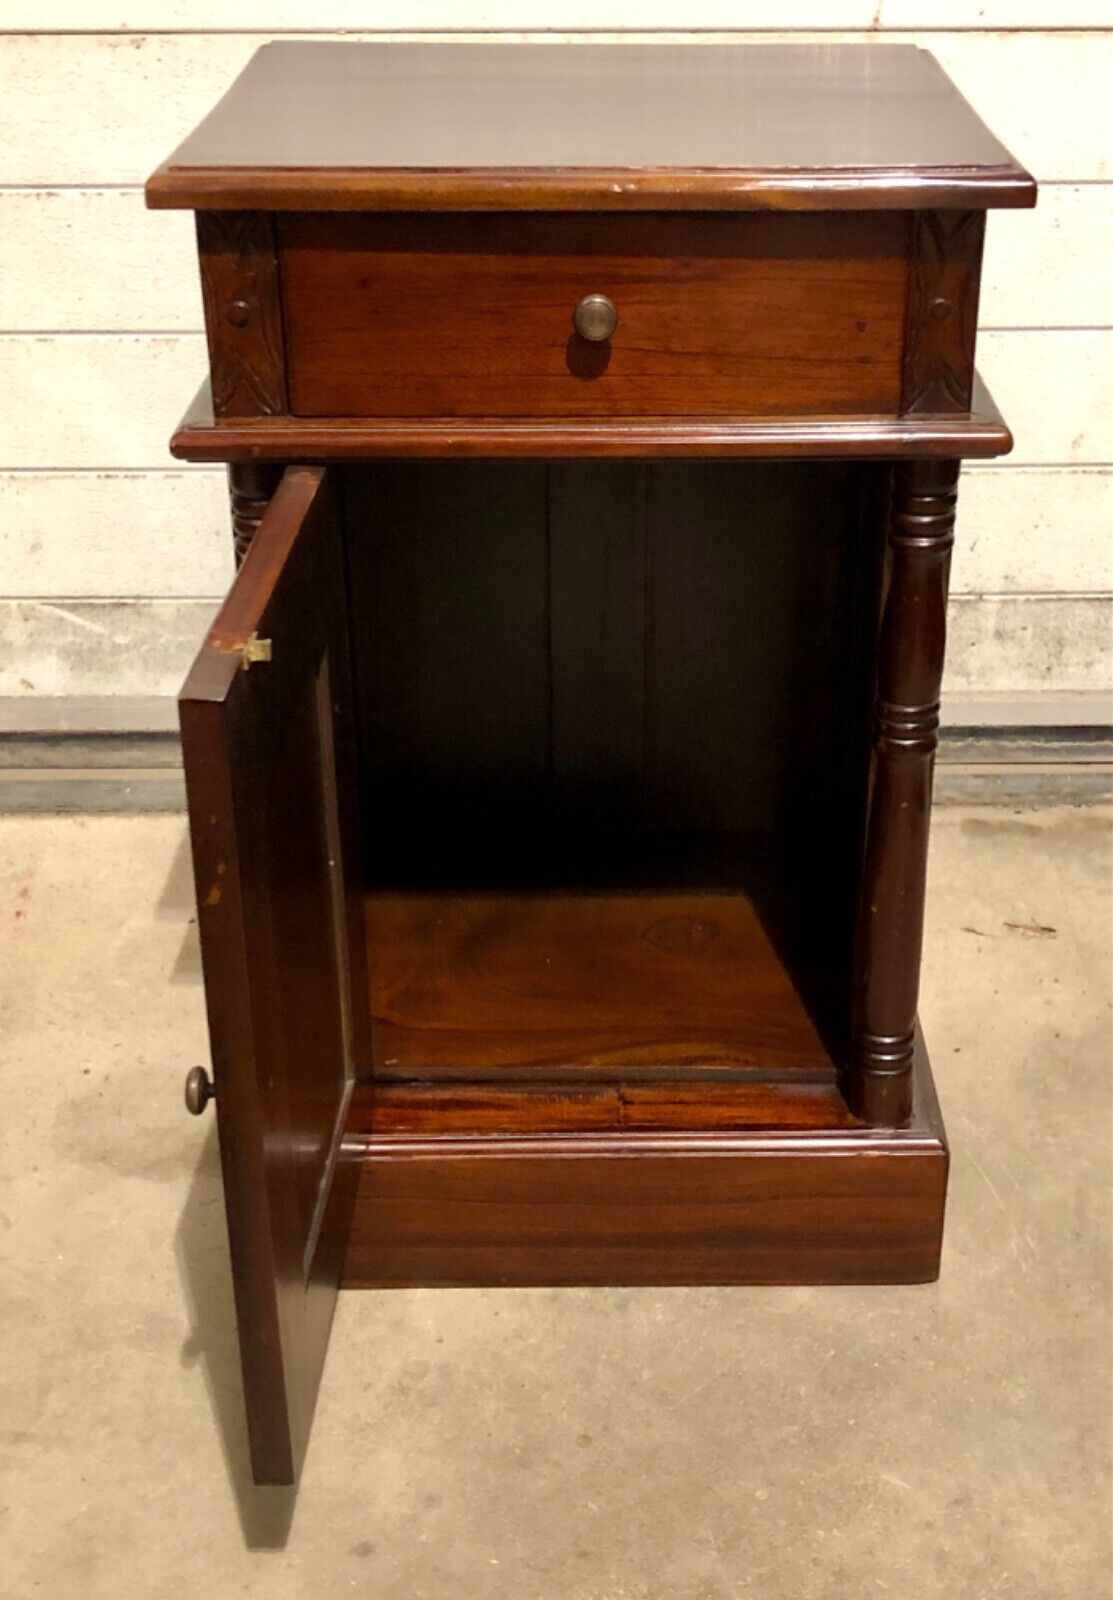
[3,5,1111,31]
[0,15,1110,709]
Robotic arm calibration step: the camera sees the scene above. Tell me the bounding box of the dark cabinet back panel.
[344,458,876,866]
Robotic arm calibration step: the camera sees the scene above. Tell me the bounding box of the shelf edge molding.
[170,375,1013,463]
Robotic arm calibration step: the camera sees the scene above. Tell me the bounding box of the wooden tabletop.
[146,41,1035,212]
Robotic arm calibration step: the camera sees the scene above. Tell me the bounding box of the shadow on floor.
[174,1127,297,1548]
[156,823,204,984]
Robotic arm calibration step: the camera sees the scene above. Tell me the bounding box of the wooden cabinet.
[148,40,1035,1486]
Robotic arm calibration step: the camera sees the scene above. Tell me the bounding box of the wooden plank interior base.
[340,1030,948,1288]
[366,889,837,1083]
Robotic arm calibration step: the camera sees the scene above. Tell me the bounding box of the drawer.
[277,212,910,420]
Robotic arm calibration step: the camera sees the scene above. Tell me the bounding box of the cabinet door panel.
[179,465,368,1486]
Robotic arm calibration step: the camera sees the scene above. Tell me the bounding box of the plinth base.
[341,1028,948,1288]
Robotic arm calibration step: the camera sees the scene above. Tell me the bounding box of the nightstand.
[147,41,1035,1485]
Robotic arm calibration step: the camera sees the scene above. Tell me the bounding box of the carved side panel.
[197,212,288,418]
[901,211,985,415]
[849,459,959,1127]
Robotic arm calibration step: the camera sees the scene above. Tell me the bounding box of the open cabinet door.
[180,466,370,1485]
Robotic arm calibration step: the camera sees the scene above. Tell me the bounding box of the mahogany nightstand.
[147,41,1035,1485]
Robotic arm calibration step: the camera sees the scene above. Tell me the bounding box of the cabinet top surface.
[147,41,1034,212]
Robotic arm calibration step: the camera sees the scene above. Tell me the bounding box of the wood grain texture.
[346,1080,860,1136]
[179,465,370,1485]
[196,211,287,418]
[850,459,959,1126]
[279,211,909,420]
[168,373,1016,461]
[146,42,1033,212]
[340,1030,948,1287]
[902,209,985,414]
[365,890,837,1082]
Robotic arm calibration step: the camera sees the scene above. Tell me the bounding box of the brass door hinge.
[235,632,272,671]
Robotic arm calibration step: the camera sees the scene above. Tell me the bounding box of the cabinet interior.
[337,459,884,1095]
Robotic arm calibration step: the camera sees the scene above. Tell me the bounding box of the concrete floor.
[0,806,1110,1599]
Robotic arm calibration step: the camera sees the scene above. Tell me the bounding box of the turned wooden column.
[227,461,283,565]
[849,458,959,1127]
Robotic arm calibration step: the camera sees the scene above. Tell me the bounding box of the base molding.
[340,1031,948,1289]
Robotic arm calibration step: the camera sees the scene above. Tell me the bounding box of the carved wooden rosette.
[849,458,959,1126]
[901,210,985,415]
[228,461,284,565]
[196,211,288,418]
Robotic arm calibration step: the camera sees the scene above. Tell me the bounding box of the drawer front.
[277,213,910,420]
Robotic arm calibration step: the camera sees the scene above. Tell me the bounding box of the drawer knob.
[184,1065,214,1116]
[574,294,618,343]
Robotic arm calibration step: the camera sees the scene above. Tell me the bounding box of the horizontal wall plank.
[2,5,1108,32]
[945,595,1113,693]
[0,599,212,698]
[0,335,204,468]
[3,181,1108,334]
[0,5,878,27]
[1,330,1106,469]
[0,192,201,332]
[0,32,1106,187]
[976,330,1113,464]
[1,594,1108,700]
[0,471,231,597]
[2,466,1108,598]
[883,1,1113,19]
[956,468,1113,594]
[0,34,253,187]
[981,185,1113,330]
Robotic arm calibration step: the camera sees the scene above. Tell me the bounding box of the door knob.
[184,1065,214,1115]
[574,294,618,342]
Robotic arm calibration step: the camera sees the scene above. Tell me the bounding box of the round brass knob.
[184,1065,214,1116]
[574,294,618,343]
